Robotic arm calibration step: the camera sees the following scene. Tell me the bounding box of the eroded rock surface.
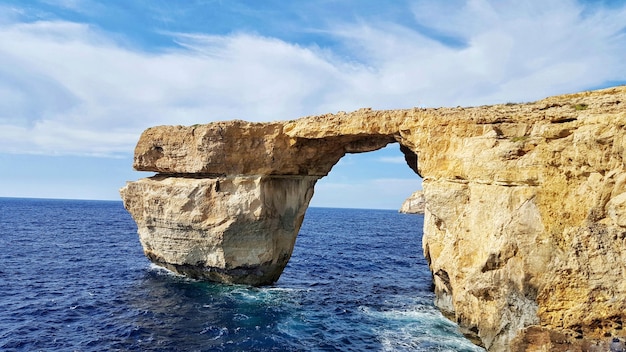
[121,85,626,351]
[399,190,425,214]
[121,175,317,285]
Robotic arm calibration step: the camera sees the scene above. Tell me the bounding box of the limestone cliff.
[121,85,626,351]
[399,190,425,214]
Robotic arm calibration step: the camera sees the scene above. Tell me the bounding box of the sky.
[1,0,625,209]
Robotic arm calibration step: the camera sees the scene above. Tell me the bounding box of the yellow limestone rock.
[121,86,626,351]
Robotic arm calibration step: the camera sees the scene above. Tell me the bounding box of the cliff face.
[399,190,425,214]
[121,85,626,350]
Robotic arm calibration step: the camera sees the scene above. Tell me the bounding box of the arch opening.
[268,145,479,350]
[310,143,422,210]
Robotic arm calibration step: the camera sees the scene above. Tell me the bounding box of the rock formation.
[399,190,425,214]
[121,85,626,351]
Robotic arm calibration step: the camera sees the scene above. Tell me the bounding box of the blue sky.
[1,0,625,209]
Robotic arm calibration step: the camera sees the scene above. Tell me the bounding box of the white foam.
[146,263,194,280]
[227,285,303,305]
[361,306,486,352]
[359,305,446,323]
[379,329,484,352]
[147,263,179,275]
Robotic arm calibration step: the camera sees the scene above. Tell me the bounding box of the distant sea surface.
[0,198,483,351]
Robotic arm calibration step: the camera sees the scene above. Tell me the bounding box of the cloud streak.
[0,0,625,157]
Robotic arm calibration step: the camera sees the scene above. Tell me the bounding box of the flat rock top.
[132,85,626,176]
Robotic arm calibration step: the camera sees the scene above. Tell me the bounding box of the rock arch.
[121,86,626,350]
[120,115,419,285]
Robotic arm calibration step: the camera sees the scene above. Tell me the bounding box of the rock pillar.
[121,175,317,285]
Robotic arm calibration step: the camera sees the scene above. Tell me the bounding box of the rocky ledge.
[121,86,626,351]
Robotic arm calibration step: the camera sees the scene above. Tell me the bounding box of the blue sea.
[0,198,483,351]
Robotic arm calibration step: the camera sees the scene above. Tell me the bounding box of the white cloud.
[0,0,625,156]
[0,21,359,155]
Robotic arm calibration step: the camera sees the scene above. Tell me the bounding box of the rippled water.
[0,198,483,351]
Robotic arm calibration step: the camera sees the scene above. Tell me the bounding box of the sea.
[0,197,484,351]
